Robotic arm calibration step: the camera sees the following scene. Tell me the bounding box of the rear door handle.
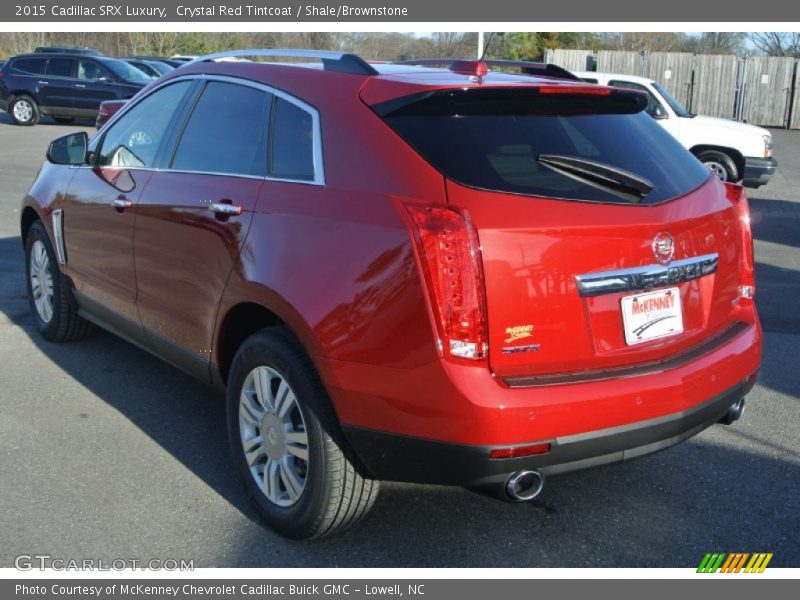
[38,80,49,86]
[209,202,243,216]
[112,198,132,211]
[74,83,86,88]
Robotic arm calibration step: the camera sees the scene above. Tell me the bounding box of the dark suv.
[0,53,150,125]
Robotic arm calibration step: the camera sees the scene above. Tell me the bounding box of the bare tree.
[690,32,747,55]
[748,32,800,57]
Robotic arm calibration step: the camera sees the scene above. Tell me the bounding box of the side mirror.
[652,104,668,119]
[46,132,89,165]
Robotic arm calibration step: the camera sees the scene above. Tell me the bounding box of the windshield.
[104,59,151,84]
[377,88,710,205]
[652,82,692,117]
[148,62,173,75]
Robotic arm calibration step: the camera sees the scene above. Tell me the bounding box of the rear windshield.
[376,88,710,205]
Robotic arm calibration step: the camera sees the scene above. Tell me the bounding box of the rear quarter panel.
[213,65,448,377]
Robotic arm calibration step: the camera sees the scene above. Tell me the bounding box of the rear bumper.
[320,319,761,485]
[343,375,756,487]
[742,157,777,188]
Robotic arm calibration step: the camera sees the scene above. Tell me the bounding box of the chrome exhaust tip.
[505,470,544,501]
[719,398,746,425]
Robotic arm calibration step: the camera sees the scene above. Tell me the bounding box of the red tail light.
[402,203,488,361]
[449,60,488,77]
[727,183,755,302]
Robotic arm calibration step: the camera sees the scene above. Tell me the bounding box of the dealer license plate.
[621,287,684,345]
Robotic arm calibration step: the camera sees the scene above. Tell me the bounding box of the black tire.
[52,116,75,125]
[24,221,93,342]
[696,150,739,183]
[226,326,378,539]
[9,95,40,126]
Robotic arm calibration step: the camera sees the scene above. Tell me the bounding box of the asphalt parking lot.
[0,113,798,568]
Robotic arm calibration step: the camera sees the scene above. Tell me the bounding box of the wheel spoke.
[242,435,262,453]
[280,456,304,501]
[274,379,293,419]
[239,395,263,427]
[244,437,265,466]
[286,444,309,462]
[37,244,47,269]
[253,367,274,411]
[263,459,281,504]
[285,429,309,461]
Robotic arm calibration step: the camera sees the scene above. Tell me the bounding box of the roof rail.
[392,59,579,81]
[185,49,378,76]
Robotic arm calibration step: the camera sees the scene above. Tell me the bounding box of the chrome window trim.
[94,73,325,186]
[574,253,719,297]
[51,208,66,265]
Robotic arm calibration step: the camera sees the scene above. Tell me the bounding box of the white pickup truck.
[574,71,777,188]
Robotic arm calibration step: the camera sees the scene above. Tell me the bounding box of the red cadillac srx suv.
[20,50,762,539]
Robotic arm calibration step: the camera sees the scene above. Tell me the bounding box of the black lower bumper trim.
[742,157,777,188]
[343,375,756,488]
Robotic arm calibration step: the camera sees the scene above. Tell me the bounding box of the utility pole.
[478,32,484,59]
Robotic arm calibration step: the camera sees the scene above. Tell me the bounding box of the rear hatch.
[376,85,748,378]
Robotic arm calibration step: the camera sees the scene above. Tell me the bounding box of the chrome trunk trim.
[575,253,718,298]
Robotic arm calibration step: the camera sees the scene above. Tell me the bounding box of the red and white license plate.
[621,287,684,345]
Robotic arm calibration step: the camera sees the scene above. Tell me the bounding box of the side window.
[580,77,599,84]
[97,81,192,169]
[12,58,47,75]
[270,96,317,182]
[77,59,111,81]
[45,58,75,78]
[171,81,271,177]
[608,80,662,117]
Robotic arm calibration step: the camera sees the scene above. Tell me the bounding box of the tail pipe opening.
[505,470,545,501]
[719,398,746,426]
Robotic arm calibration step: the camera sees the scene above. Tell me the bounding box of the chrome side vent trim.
[51,209,66,265]
[575,253,718,297]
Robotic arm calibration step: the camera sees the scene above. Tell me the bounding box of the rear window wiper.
[537,154,654,203]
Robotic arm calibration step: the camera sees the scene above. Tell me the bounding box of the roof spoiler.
[392,59,580,81]
[184,49,379,76]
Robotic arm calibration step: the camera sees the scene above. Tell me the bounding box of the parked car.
[574,71,777,188]
[122,58,174,79]
[169,54,197,62]
[21,51,761,539]
[0,53,150,125]
[34,46,104,56]
[95,99,126,128]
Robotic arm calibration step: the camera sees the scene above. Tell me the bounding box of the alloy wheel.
[13,99,33,124]
[239,366,309,507]
[29,240,54,323]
